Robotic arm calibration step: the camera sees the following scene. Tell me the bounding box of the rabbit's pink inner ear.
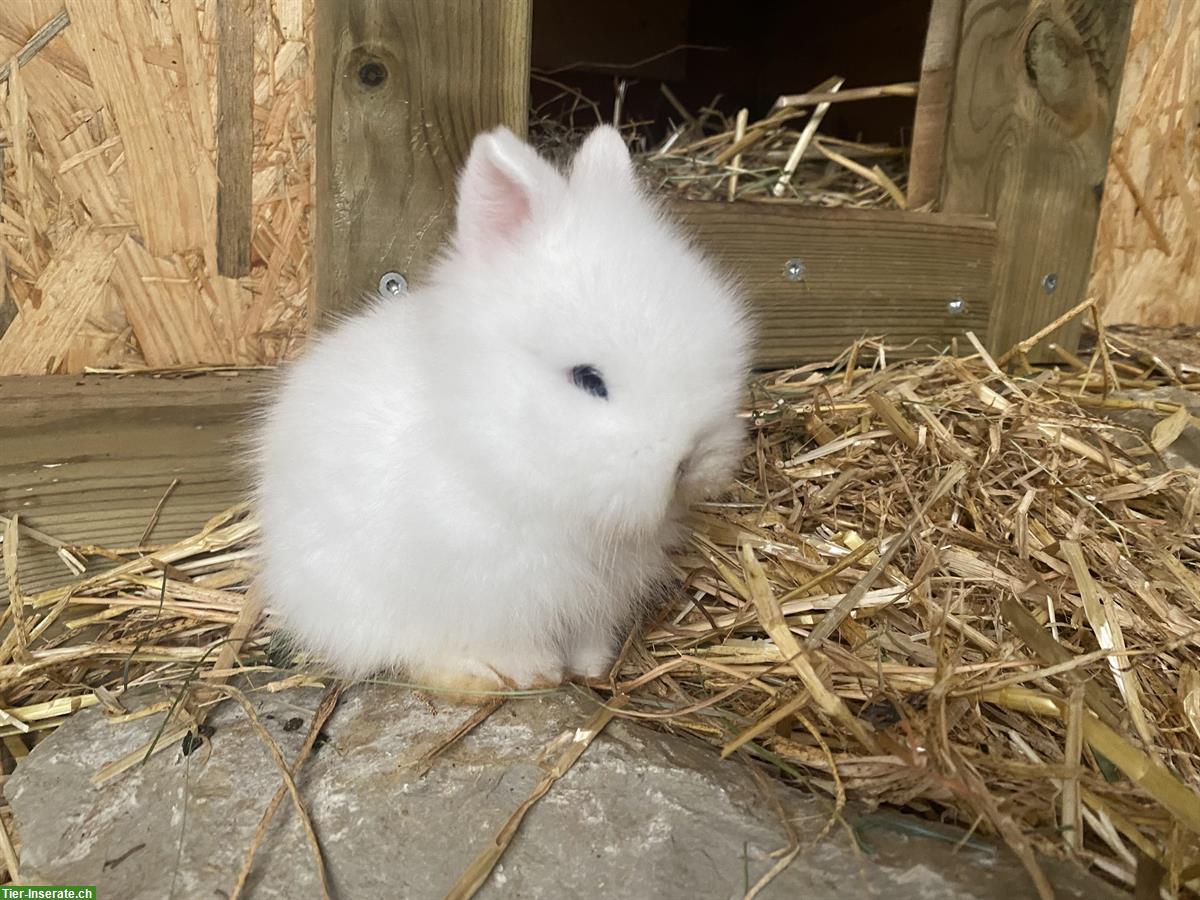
[462,155,532,246]
[475,158,532,236]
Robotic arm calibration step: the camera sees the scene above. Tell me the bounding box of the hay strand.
[532,76,909,209]
[230,682,342,900]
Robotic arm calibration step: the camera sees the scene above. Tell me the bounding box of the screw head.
[783,258,806,281]
[1042,272,1058,294]
[379,271,408,297]
[947,297,967,315]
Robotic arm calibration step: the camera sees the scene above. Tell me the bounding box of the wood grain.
[906,0,963,209]
[941,0,1134,356]
[0,1,314,373]
[0,373,271,600]
[675,203,997,367]
[314,0,533,316]
[108,236,228,367]
[1091,0,1199,325]
[0,6,88,86]
[0,7,69,85]
[0,229,123,374]
[216,0,254,278]
[65,0,216,258]
[0,148,12,339]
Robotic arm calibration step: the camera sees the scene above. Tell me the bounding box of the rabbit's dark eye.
[571,365,608,400]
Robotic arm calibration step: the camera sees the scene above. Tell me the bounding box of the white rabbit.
[254,125,751,695]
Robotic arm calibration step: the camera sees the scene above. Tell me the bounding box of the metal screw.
[947,297,967,315]
[783,258,806,281]
[379,271,408,297]
[1042,272,1058,294]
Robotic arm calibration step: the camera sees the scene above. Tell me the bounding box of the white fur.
[254,126,752,687]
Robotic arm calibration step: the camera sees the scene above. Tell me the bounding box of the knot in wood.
[1023,19,1093,131]
[357,59,388,90]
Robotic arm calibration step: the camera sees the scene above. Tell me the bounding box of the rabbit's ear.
[570,125,635,192]
[454,126,564,255]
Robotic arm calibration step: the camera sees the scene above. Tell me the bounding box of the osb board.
[0,0,313,375]
[1091,0,1199,326]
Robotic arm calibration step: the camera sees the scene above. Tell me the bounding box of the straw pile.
[530,77,914,209]
[1091,0,1199,326]
[4,323,1200,897]
[640,330,1200,897]
[0,0,313,375]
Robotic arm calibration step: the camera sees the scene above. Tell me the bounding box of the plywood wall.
[0,0,313,375]
[1091,0,1198,326]
[0,0,1183,371]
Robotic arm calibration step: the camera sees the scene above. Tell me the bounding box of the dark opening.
[531,0,934,201]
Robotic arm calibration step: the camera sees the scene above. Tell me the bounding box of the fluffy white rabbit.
[254,125,751,694]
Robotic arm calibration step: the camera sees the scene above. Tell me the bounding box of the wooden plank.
[0,372,271,600]
[314,0,533,316]
[906,0,963,209]
[0,147,10,341]
[216,0,254,278]
[941,0,1134,356]
[675,203,996,367]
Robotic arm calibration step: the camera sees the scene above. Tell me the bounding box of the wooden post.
[314,0,533,318]
[216,0,254,278]
[0,147,12,340]
[906,0,963,210]
[940,0,1133,357]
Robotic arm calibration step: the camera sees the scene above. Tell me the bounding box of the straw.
[4,330,1200,891]
[530,76,911,208]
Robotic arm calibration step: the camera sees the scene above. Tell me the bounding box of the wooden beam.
[907,0,963,209]
[675,203,996,367]
[941,0,1134,357]
[0,373,270,599]
[314,0,533,318]
[0,143,10,343]
[216,0,254,278]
